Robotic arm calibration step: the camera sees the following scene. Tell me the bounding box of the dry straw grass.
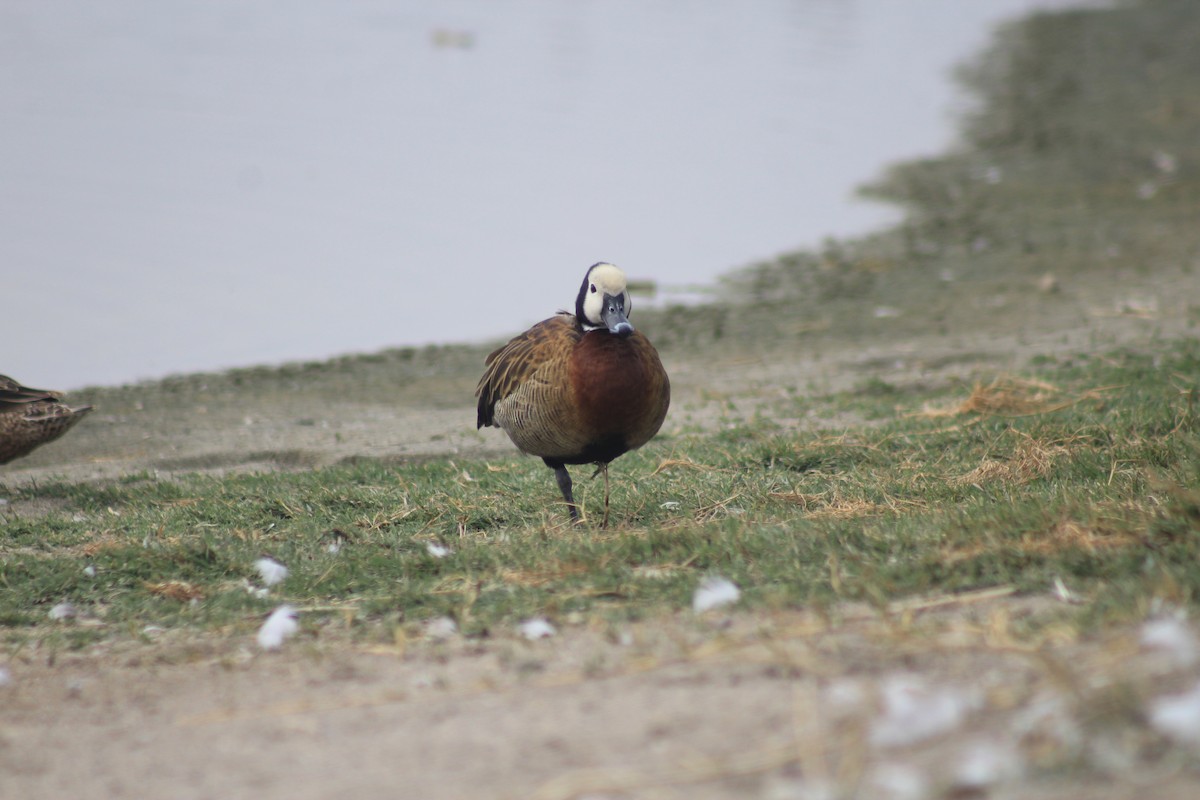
[941,513,1144,565]
[769,490,923,519]
[78,532,128,557]
[958,377,1062,415]
[145,580,205,602]
[952,432,1072,487]
[918,376,1118,419]
[651,457,725,475]
[501,562,594,587]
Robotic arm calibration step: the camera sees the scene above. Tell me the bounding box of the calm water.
[2,0,1080,389]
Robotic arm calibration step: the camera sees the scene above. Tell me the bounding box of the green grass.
[4,341,1199,649]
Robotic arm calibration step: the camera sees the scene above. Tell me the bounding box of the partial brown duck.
[0,375,93,465]
[476,262,670,523]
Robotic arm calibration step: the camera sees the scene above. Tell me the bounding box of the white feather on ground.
[869,674,983,749]
[48,602,78,621]
[425,542,453,558]
[256,605,299,651]
[1149,681,1200,744]
[424,616,458,641]
[952,739,1024,789]
[519,617,556,640]
[254,557,289,587]
[692,576,740,613]
[1140,615,1199,667]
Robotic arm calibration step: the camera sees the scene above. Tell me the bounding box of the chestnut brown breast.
[476,314,669,466]
[567,329,669,463]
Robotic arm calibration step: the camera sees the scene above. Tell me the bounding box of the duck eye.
[589,284,597,293]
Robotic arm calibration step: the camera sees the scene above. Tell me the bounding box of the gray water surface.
[2,1,1080,388]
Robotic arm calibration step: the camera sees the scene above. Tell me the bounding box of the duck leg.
[601,463,610,529]
[546,460,580,520]
[590,462,611,529]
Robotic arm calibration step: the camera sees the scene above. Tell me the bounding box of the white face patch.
[581,263,631,328]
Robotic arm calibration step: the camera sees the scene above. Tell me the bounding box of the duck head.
[576,262,634,337]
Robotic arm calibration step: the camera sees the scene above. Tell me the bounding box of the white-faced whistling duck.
[476,263,670,524]
[0,375,93,465]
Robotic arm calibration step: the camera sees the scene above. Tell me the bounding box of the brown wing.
[0,374,60,411]
[476,315,579,429]
[0,401,93,464]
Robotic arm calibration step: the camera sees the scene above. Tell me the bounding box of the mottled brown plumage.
[476,263,670,522]
[0,375,93,465]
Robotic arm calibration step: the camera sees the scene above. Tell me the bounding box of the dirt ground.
[3,269,1200,799]
[11,595,1200,800]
